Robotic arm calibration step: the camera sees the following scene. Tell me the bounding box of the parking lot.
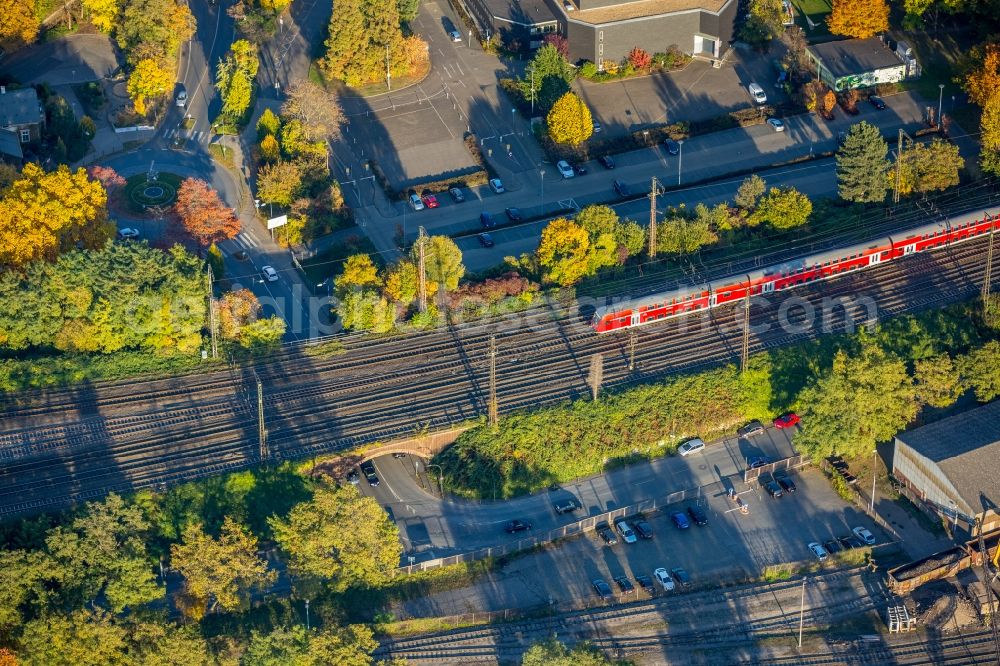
[397,466,884,617]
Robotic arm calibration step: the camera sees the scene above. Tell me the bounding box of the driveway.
[574,46,785,137]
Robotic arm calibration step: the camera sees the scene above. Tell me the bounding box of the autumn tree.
[217,289,260,340]
[173,178,241,248]
[216,40,259,120]
[0,0,39,48]
[337,290,396,332]
[966,43,1000,175]
[547,92,593,146]
[542,34,569,59]
[795,344,918,459]
[242,624,379,666]
[536,218,592,286]
[837,121,889,203]
[321,0,410,87]
[914,353,964,408]
[818,88,837,119]
[83,0,120,32]
[750,186,812,229]
[734,174,766,212]
[896,139,964,197]
[657,212,717,255]
[86,165,126,195]
[413,235,465,292]
[957,340,1000,402]
[270,483,402,592]
[522,638,615,666]
[0,163,113,269]
[117,0,194,64]
[259,134,280,162]
[627,47,652,70]
[281,80,344,142]
[827,0,889,39]
[127,58,172,115]
[781,26,810,75]
[256,107,281,139]
[575,205,646,261]
[171,517,276,616]
[383,259,437,305]
[45,493,163,613]
[257,161,303,207]
[739,0,784,47]
[18,610,130,666]
[335,254,381,292]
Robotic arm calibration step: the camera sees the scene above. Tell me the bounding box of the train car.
[592,209,998,334]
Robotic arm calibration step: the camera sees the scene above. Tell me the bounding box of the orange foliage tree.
[827,0,888,38]
[965,42,1000,175]
[173,178,240,248]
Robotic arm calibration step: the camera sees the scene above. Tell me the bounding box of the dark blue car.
[670,511,690,529]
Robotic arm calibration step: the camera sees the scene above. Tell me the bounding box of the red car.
[421,194,439,209]
[773,412,800,429]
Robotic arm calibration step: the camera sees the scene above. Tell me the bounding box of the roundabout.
[122,163,182,214]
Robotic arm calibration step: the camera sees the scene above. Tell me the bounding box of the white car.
[653,567,675,592]
[677,438,705,457]
[556,160,575,179]
[175,87,187,107]
[563,0,574,9]
[808,542,829,561]
[118,227,140,239]
[853,526,876,545]
[767,117,785,132]
[748,82,767,105]
[614,519,637,544]
[489,178,505,194]
[408,193,425,211]
[261,265,279,282]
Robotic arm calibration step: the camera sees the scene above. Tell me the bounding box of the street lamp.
[677,140,684,186]
[797,577,808,648]
[539,169,545,202]
[870,449,878,513]
[937,84,945,131]
[305,599,310,630]
[425,463,444,496]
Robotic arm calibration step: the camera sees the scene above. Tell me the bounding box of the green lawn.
[790,0,832,34]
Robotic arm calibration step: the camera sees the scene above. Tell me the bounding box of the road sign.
[267,214,287,230]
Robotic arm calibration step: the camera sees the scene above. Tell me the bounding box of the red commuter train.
[592,208,999,334]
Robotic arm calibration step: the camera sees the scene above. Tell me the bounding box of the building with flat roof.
[806,37,910,91]
[463,0,560,50]
[566,0,736,67]
[892,400,1000,539]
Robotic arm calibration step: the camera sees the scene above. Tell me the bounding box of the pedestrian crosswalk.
[163,128,210,143]
[231,232,259,249]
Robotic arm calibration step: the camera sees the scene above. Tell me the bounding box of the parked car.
[574,164,587,175]
[808,542,829,561]
[476,232,494,248]
[592,120,602,133]
[504,519,532,533]
[479,212,496,228]
[774,469,797,493]
[823,539,843,555]
[346,470,360,485]
[408,193,425,211]
[504,207,524,222]
[592,578,613,599]
[598,155,615,169]
[613,179,630,197]
[360,461,379,487]
[489,178,505,194]
[632,518,654,539]
[614,576,635,594]
[449,29,462,42]
[653,567,675,592]
[670,511,690,529]
[868,94,886,110]
[664,139,680,155]
[597,522,618,545]
[261,265,279,282]
[738,420,765,438]
[748,456,770,469]
[748,82,768,104]
[686,505,709,526]
[636,575,654,593]
[448,187,465,202]
[767,117,785,132]
[670,567,691,587]
[556,160,575,178]
[774,412,800,428]
[421,193,439,208]
[838,535,865,550]
[678,437,705,457]
[118,227,140,239]
[553,498,579,514]
[761,474,783,498]
[563,1,574,10]
[853,526,876,545]
[614,518,638,544]
[392,452,407,458]
[175,86,187,107]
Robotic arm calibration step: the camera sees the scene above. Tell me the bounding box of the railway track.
[0,222,998,516]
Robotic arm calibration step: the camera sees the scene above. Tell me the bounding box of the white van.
[748,83,767,105]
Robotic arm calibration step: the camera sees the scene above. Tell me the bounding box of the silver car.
[556,160,575,179]
[678,437,705,457]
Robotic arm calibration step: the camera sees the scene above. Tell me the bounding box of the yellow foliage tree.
[82,0,120,32]
[260,0,291,10]
[259,134,280,163]
[827,0,889,38]
[335,254,381,292]
[127,58,171,115]
[965,43,1000,175]
[536,218,592,286]
[546,92,594,146]
[0,0,39,48]
[0,164,112,269]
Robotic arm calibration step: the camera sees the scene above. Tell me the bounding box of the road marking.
[372,460,403,502]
